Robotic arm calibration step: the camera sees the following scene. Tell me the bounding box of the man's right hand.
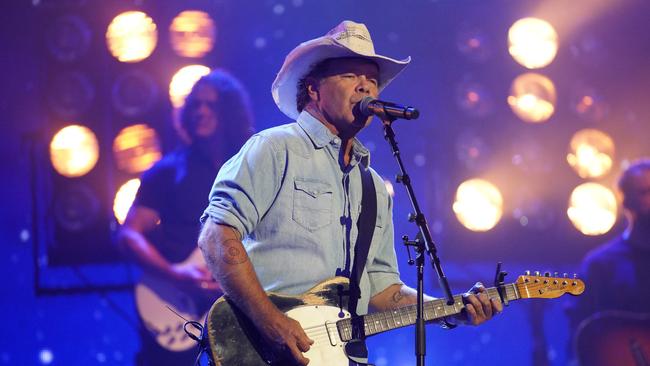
[170,262,221,296]
[260,310,314,365]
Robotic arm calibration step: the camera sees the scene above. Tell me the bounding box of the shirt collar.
[297,111,371,168]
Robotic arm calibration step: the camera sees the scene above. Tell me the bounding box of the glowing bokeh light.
[508,73,556,123]
[170,10,216,58]
[169,64,211,108]
[113,179,141,224]
[50,125,99,177]
[453,179,503,232]
[567,183,617,235]
[113,124,162,174]
[106,11,157,63]
[567,129,615,179]
[508,17,558,69]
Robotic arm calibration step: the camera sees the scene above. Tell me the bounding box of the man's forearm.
[369,283,436,312]
[198,220,281,322]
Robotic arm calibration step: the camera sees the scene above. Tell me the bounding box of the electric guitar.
[575,311,650,366]
[135,248,217,351]
[204,273,585,365]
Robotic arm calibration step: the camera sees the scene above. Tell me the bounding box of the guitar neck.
[337,284,520,340]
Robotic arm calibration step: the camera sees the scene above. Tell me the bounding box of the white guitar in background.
[135,248,219,351]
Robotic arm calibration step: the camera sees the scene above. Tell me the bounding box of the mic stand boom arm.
[380,115,455,366]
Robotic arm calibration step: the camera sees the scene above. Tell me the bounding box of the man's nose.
[355,76,373,94]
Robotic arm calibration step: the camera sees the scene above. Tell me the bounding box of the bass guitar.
[135,248,216,351]
[205,273,585,365]
[575,311,650,366]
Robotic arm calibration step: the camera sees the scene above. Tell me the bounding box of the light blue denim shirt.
[201,111,402,315]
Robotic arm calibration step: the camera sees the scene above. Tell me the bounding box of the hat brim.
[272,37,410,120]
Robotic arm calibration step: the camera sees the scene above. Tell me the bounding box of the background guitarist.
[198,21,502,366]
[118,69,254,366]
[566,158,650,365]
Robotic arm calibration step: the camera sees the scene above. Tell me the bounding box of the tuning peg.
[554,271,559,277]
[563,273,568,278]
[525,270,530,276]
[573,273,577,279]
[534,271,540,276]
[544,271,551,277]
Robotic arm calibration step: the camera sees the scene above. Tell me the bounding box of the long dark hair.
[180,69,255,158]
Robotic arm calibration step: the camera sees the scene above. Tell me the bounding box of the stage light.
[456,25,491,63]
[112,124,161,174]
[169,64,211,108]
[113,179,141,225]
[455,130,490,171]
[567,129,614,179]
[570,85,608,122]
[106,11,157,63]
[508,73,556,123]
[46,15,91,62]
[50,125,99,178]
[453,178,503,232]
[508,17,558,69]
[112,70,158,117]
[455,80,493,117]
[48,72,95,119]
[54,184,100,231]
[170,10,216,58]
[567,183,617,235]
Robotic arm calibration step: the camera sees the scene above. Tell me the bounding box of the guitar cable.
[165,306,215,366]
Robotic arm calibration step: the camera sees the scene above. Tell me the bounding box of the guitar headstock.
[515,272,585,299]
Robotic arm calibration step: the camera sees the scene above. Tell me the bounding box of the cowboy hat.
[271,20,411,119]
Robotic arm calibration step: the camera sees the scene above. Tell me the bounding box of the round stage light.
[456,25,491,63]
[508,73,556,123]
[46,15,91,62]
[570,85,608,122]
[508,17,558,69]
[170,10,216,58]
[169,64,211,108]
[54,184,100,231]
[48,71,95,119]
[106,11,158,63]
[567,129,615,179]
[455,80,493,117]
[113,179,141,225]
[112,70,158,117]
[567,183,617,235]
[50,125,99,178]
[113,124,162,174]
[453,178,503,232]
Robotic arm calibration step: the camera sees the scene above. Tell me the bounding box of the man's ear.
[306,78,319,101]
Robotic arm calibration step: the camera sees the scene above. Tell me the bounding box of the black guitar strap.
[345,165,377,366]
[348,164,377,320]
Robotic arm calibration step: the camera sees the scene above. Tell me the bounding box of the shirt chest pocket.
[292,178,333,232]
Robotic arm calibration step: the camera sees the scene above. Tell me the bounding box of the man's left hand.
[452,282,503,326]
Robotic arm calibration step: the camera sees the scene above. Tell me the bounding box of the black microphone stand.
[380,115,455,366]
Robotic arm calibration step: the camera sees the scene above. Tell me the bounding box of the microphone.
[358,97,420,120]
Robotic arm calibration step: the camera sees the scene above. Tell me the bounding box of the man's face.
[186,84,219,139]
[309,58,380,134]
[625,169,650,218]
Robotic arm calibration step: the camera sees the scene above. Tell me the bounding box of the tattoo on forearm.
[219,239,248,265]
[392,290,405,304]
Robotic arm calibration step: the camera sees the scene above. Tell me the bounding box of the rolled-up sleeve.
[367,187,403,298]
[200,134,285,238]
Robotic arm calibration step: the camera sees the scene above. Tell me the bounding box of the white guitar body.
[135,248,209,351]
[285,305,354,365]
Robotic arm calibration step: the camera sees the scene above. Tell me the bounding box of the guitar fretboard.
[336,284,519,341]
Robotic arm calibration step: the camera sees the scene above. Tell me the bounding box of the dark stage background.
[2,0,649,365]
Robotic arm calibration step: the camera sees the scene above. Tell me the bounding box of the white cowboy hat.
[271,20,411,119]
